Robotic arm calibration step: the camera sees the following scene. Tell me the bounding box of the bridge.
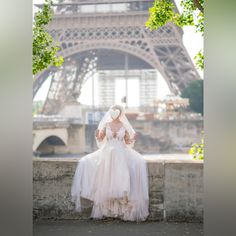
[33,108,203,156]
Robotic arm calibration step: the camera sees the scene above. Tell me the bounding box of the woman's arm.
[124,131,133,144]
[95,128,106,142]
[124,131,138,144]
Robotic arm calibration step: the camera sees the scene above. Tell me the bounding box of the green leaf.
[189,131,204,160]
[146,0,204,70]
[32,0,64,75]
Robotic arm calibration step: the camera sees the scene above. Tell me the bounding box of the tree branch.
[192,0,204,13]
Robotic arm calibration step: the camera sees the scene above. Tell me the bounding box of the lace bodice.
[105,124,126,141]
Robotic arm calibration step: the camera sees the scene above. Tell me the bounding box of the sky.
[34,0,203,105]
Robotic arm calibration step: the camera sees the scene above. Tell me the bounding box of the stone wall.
[164,161,204,221]
[33,158,203,222]
[85,119,203,154]
[132,119,203,154]
[33,119,203,155]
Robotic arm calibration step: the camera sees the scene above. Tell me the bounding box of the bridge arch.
[33,129,68,152]
[60,42,158,69]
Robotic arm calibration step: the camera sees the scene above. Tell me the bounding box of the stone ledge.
[33,156,204,164]
[33,157,203,222]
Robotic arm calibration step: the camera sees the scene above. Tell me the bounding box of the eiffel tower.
[33,0,201,115]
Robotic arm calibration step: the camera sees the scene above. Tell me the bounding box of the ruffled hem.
[91,197,149,222]
[72,194,149,222]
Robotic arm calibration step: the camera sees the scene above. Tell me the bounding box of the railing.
[34,0,153,16]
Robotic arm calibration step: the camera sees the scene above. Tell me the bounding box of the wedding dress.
[71,106,149,222]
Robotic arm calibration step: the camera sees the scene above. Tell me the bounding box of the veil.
[95,105,136,148]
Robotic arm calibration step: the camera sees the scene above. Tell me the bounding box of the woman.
[71,105,149,222]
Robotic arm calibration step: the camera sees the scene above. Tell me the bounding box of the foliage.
[189,132,204,160]
[194,49,204,70]
[146,0,179,29]
[33,0,63,75]
[146,0,204,70]
[181,79,203,115]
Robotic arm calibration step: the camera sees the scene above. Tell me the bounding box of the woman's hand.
[124,132,138,144]
[95,129,105,141]
[125,139,133,144]
[124,131,133,144]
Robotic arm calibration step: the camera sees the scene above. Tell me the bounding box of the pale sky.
[34,0,203,105]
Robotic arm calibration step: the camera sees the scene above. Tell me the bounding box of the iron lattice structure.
[33,0,201,115]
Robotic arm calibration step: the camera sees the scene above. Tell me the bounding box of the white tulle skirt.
[71,140,149,222]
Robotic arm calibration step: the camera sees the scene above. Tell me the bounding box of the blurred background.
[32,0,203,158]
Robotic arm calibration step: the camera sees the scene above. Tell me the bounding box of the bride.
[71,104,149,222]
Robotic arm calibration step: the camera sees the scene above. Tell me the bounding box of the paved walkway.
[34,219,203,236]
